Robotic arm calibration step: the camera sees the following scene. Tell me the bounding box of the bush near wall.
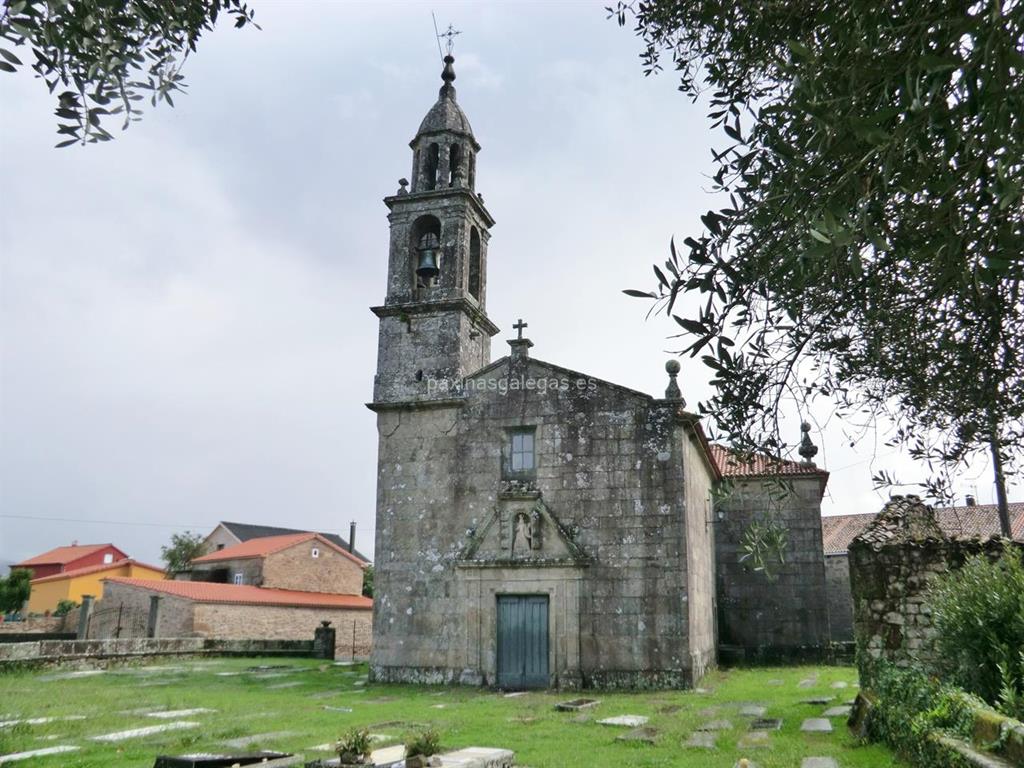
[860,662,1024,767]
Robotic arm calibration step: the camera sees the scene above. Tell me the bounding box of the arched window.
[468,152,476,190]
[468,227,481,300]
[449,143,461,187]
[411,148,420,192]
[424,143,439,190]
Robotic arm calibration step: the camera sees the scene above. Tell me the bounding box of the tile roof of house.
[105,577,373,609]
[14,544,118,567]
[191,532,365,567]
[822,501,1024,555]
[29,558,165,584]
[217,521,369,563]
[708,444,829,478]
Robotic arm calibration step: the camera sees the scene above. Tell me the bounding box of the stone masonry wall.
[714,476,830,658]
[849,503,1021,682]
[262,539,364,595]
[101,581,196,637]
[682,429,716,678]
[825,553,854,642]
[193,604,372,659]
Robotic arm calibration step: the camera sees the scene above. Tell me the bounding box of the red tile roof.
[709,444,829,478]
[822,502,1024,554]
[105,577,373,609]
[30,558,165,585]
[191,532,365,566]
[14,544,115,567]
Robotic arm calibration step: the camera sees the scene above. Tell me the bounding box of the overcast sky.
[0,1,1012,569]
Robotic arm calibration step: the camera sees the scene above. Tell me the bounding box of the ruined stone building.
[368,56,832,689]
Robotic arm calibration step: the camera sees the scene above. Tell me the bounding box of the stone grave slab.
[0,745,80,763]
[91,721,200,742]
[830,681,849,689]
[268,681,304,690]
[555,698,599,712]
[738,704,767,717]
[437,747,514,768]
[147,708,215,719]
[737,730,771,749]
[801,759,840,768]
[801,718,834,733]
[597,715,648,727]
[223,731,296,749]
[616,726,657,744]
[697,719,733,731]
[823,706,852,718]
[570,714,591,724]
[749,718,783,731]
[323,706,353,713]
[766,679,784,686]
[502,691,529,699]
[698,706,721,717]
[0,715,86,727]
[684,731,716,749]
[153,753,300,768]
[372,744,406,764]
[694,687,713,694]
[798,677,818,689]
[801,696,835,706]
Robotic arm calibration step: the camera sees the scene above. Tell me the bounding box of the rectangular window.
[506,428,536,477]
[311,547,320,559]
[233,573,243,585]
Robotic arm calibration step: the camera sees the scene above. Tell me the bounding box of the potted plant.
[335,727,373,766]
[404,729,442,768]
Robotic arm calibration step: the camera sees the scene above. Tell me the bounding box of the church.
[367,54,832,690]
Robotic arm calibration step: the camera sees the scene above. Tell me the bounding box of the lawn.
[0,657,903,767]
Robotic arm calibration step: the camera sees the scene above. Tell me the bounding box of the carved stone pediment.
[458,496,590,568]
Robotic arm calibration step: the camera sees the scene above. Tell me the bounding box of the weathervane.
[431,12,461,59]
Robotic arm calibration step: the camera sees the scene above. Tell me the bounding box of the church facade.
[368,56,831,689]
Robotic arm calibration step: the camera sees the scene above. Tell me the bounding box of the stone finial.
[440,54,457,100]
[397,178,409,195]
[664,359,684,403]
[798,421,818,466]
[508,318,533,362]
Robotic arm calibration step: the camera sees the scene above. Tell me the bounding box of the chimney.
[965,494,976,507]
[348,522,356,554]
[71,539,78,546]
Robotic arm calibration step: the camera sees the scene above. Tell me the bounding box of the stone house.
[822,500,1024,642]
[368,55,831,689]
[101,577,373,658]
[189,532,366,596]
[200,520,368,562]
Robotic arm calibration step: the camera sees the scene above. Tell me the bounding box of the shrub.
[335,727,372,764]
[405,729,441,758]
[928,550,1024,715]
[53,600,78,617]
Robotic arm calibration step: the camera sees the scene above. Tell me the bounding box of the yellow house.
[28,559,165,614]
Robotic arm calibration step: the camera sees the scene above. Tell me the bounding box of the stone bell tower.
[371,54,498,405]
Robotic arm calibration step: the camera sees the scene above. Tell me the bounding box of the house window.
[103,553,113,564]
[506,428,536,477]
[311,547,320,559]
[233,573,244,585]
[216,543,225,551]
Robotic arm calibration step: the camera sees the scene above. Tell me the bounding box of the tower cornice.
[384,187,495,229]
[371,297,500,337]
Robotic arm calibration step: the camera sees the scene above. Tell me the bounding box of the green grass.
[0,658,904,767]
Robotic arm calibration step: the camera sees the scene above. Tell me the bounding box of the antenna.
[431,12,444,61]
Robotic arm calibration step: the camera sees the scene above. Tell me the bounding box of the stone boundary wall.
[0,615,72,634]
[0,637,315,667]
[849,496,1024,681]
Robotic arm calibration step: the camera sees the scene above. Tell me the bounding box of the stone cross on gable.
[513,319,528,340]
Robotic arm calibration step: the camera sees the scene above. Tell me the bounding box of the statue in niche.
[512,512,533,555]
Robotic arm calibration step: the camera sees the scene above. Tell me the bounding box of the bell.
[416,245,439,280]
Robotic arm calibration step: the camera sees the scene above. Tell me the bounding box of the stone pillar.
[76,595,94,639]
[146,595,161,638]
[314,620,336,660]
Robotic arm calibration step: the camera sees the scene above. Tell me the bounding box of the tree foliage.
[361,564,374,599]
[0,569,31,614]
[614,0,1023,525]
[160,530,204,575]
[0,0,257,147]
